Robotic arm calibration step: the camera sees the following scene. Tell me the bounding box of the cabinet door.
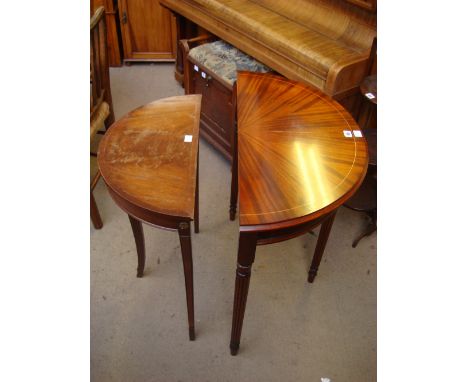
[119,0,176,61]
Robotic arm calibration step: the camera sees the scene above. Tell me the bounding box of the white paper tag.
[194,65,199,72]
[184,135,193,143]
[321,378,331,382]
[343,130,352,138]
[365,92,375,100]
[353,130,363,138]
[201,71,207,79]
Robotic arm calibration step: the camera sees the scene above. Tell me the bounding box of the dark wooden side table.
[98,95,201,340]
[228,73,369,355]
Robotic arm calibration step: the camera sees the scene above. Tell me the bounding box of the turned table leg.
[178,221,195,341]
[128,215,145,278]
[230,231,257,355]
[308,211,337,283]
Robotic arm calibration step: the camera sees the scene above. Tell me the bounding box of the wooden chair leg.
[178,221,195,341]
[91,191,103,229]
[128,215,145,278]
[105,107,115,129]
[230,231,257,355]
[308,211,337,283]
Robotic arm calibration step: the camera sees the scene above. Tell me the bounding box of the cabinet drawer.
[191,65,235,158]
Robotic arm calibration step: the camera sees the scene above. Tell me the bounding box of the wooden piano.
[159,0,376,115]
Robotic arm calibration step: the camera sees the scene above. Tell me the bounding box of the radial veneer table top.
[98,95,201,219]
[237,72,368,228]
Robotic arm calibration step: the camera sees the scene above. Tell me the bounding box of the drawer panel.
[192,68,233,142]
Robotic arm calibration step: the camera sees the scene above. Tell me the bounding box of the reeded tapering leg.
[91,192,103,229]
[308,211,337,283]
[128,215,145,278]
[178,221,195,341]
[194,149,200,234]
[230,231,257,355]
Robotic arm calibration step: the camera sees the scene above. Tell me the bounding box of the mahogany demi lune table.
[98,95,201,341]
[229,72,369,355]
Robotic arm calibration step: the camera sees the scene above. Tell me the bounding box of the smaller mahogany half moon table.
[98,95,201,341]
[229,72,369,355]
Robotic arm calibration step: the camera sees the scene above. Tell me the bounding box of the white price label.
[353,130,363,137]
[343,130,352,138]
[184,135,193,143]
[194,65,199,72]
[201,71,207,79]
[365,92,375,100]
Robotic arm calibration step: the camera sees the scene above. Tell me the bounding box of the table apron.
[105,185,191,230]
[255,212,333,245]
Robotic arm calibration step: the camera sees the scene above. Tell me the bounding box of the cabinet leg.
[308,211,336,283]
[230,231,257,355]
[128,215,145,278]
[178,222,195,341]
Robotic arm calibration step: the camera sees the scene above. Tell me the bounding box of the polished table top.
[98,95,201,219]
[237,72,369,229]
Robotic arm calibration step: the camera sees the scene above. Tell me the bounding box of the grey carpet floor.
[91,63,376,382]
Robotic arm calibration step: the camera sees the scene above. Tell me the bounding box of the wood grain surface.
[98,95,201,219]
[119,0,176,61]
[159,0,376,96]
[236,72,368,227]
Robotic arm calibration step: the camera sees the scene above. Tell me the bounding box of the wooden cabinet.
[118,0,176,61]
[192,66,234,160]
[181,37,237,161]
